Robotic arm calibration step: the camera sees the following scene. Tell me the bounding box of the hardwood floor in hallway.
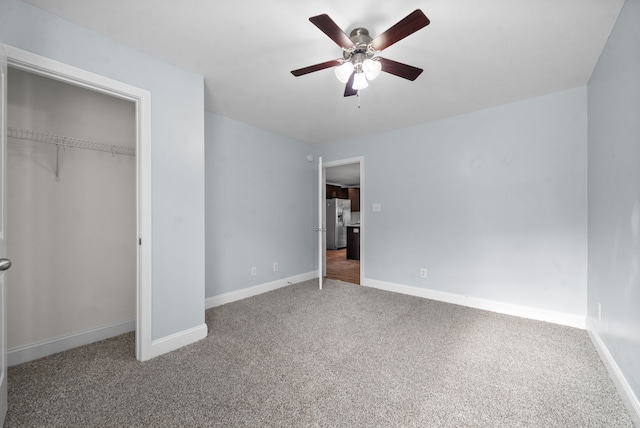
[325,248,360,285]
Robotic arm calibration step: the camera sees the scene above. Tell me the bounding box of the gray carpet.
[6,279,635,427]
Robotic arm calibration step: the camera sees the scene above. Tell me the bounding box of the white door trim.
[0,40,8,425]
[323,156,365,284]
[318,156,324,290]
[4,45,153,361]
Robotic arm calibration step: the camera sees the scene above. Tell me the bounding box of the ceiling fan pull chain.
[357,91,361,109]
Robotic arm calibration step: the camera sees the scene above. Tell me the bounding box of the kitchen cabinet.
[326,184,347,199]
[347,226,360,260]
[348,188,360,212]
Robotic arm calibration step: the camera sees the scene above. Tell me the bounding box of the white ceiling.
[25,0,624,146]
[326,163,361,187]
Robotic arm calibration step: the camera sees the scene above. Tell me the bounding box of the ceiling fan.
[291,9,430,97]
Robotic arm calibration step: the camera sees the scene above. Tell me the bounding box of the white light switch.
[372,203,381,212]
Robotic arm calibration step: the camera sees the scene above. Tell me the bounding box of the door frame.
[4,45,153,361]
[322,157,365,284]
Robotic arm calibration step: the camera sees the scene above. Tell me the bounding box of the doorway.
[323,158,364,285]
[5,45,152,362]
[6,67,136,364]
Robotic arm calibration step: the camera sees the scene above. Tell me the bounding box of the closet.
[6,67,136,361]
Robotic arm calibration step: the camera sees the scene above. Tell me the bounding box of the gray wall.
[205,112,317,297]
[588,0,640,403]
[321,87,588,317]
[0,0,206,341]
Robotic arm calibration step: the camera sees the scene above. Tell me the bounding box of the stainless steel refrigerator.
[326,198,351,250]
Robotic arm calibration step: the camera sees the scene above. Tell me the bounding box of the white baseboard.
[586,319,640,425]
[8,318,136,367]
[362,278,586,329]
[205,271,317,309]
[147,323,208,360]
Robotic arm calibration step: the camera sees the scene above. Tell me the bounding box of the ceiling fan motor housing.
[349,28,372,45]
[344,27,377,66]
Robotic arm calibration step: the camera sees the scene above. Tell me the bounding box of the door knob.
[0,258,12,271]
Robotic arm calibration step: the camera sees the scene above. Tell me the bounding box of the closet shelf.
[7,127,136,156]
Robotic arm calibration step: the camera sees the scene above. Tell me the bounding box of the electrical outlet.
[420,268,427,278]
[251,267,257,276]
[598,302,602,321]
[273,262,278,272]
[372,203,381,212]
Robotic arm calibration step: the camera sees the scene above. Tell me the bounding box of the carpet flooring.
[6,279,635,427]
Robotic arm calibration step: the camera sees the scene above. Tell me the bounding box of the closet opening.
[5,65,140,365]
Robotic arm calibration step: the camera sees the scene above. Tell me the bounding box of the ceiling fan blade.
[370,9,430,52]
[378,57,423,81]
[344,73,357,97]
[291,59,342,77]
[309,14,355,49]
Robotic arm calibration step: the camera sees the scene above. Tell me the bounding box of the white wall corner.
[8,319,136,367]
[586,319,640,425]
[146,324,208,361]
[362,278,586,329]
[205,271,317,309]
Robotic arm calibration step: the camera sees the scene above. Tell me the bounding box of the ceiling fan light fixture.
[334,62,354,83]
[291,10,429,98]
[362,58,382,80]
[352,71,369,90]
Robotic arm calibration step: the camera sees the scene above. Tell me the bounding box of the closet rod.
[7,127,136,156]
